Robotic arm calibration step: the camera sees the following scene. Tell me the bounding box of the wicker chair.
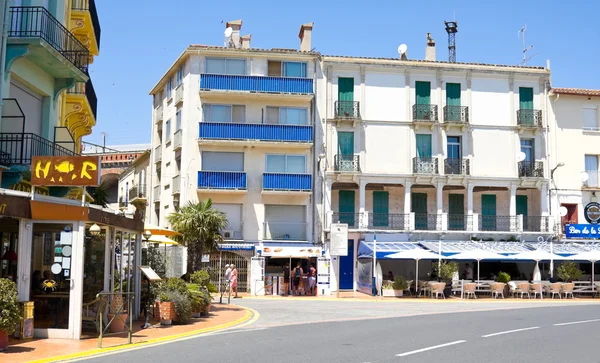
[431,282,445,299]
[562,283,575,299]
[491,282,506,299]
[464,283,477,299]
[517,282,531,298]
[549,283,562,299]
[82,296,107,333]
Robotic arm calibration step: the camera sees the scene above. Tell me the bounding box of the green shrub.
[190,270,211,287]
[169,290,193,324]
[0,278,21,334]
[382,280,393,289]
[557,261,583,282]
[497,272,511,283]
[206,282,218,293]
[437,261,459,283]
[392,276,409,290]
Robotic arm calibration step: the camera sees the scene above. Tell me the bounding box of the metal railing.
[334,154,360,172]
[332,212,361,228]
[479,215,518,232]
[335,101,360,119]
[175,84,184,105]
[413,157,439,174]
[9,7,89,73]
[199,122,313,143]
[129,184,146,201]
[443,105,469,123]
[197,171,247,190]
[414,214,441,231]
[173,129,183,149]
[200,74,313,94]
[517,109,542,127]
[444,158,470,175]
[97,292,134,348]
[71,0,101,49]
[154,146,162,163]
[0,133,77,165]
[263,222,307,241]
[368,213,409,230]
[262,173,312,191]
[413,104,438,121]
[523,216,550,232]
[67,78,97,119]
[172,175,181,194]
[153,185,160,201]
[447,215,474,231]
[518,161,544,178]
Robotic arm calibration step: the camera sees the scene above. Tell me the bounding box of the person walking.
[224,264,232,295]
[230,264,239,298]
[309,263,317,296]
[283,263,290,296]
[292,262,303,296]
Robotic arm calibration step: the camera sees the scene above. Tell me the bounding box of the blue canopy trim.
[357,241,425,259]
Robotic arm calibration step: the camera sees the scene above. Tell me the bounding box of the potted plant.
[157,292,177,325]
[496,271,511,296]
[382,276,408,297]
[557,261,583,282]
[437,261,459,296]
[0,279,21,351]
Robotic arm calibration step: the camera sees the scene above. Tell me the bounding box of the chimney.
[226,20,242,47]
[240,34,252,49]
[425,33,436,61]
[299,22,314,52]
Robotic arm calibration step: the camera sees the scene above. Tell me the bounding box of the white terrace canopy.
[419,241,531,258]
[526,241,600,256]
[357,241,428,259]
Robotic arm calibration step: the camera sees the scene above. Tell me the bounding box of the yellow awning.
[143,223,181,237]
[147,234,179,245]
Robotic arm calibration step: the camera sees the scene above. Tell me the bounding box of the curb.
[241,295,600,304]
[27,305,257,363]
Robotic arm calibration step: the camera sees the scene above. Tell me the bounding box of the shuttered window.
[206,58,246,75]
[265,107,308,125]
[266,155,306,173]
[202,104,245,123]
[202,152,244,171]
[583,107,598,130]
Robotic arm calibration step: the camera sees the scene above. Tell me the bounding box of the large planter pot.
[0,330,8,352]
[107,313,128,333]
[202,303,211,316]
[382,289,403,297]
[158,301,177,325]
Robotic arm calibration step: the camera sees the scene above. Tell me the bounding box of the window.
[266,154,306,173]
[176,109,182,130]
[265,107,308,125]
[416,134,432,158]
[267,61,307,78]
[176,66,184,86]
[202,151,244,171]
[447,136,461,159]
[202,104,245,123]
[165,119,171,142]
[520,139,534,162]
[585,155,599,187]
[166,78,172,99]
[583,106,599,131]
[205,58,246,75]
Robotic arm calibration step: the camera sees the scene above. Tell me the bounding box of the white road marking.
[481,326,539,338]
[395,340,467,357]
[553,318,600,326]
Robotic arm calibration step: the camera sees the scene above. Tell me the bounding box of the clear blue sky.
[85,0,600,146]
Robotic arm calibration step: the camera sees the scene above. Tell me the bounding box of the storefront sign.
[330,223,348,256]
[0,194,32,218]
[260,245,322,257]
[584,202,600,224]
[31,156,101,186]
[565,224,600,239]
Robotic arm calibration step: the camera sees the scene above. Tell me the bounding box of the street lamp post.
[141,230,152,329]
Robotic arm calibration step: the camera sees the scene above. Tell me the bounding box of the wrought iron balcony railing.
[447,215,474,231]
[173,129,183,150]
[413,157,438,174]
[67,77,97,119]
[129,184,147,201]
[0,133,77,165]
[200,74,313,94]
[172,175,181,195]
[368,213,409,230]
[199,122,313,143]
[479,215,518,232]
[444,158,470,175]
[334,154,360,172]
[413,104,438,122]
[9,7,89,73]
[414,214,441,231]
[522,216,550,232]
[443,105,469,123]
[262,173,312,192]
[517,109,542,127]
[332,212,361,228]
[71,0,101,49]
[335,101,360,119]
[518,161,544,178]
[197,171,247,190]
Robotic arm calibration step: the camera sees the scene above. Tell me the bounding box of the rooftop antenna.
[518,24,537,65]
[444,20,458,63]
[398,43,408,60]
[224,27,233,47]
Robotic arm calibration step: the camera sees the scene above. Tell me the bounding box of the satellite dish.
[224,27,233,38]
[559,206,568,217]
[398,44,408,55]
[517,152,526,162]
[581,171,589,183]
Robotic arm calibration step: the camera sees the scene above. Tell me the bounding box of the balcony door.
[519,87,534,110]
[416,134,432,158]
[372,191,389,227]
[517,195,528,230]
[338,78,354,116]
[415,81,431,105]
[446,83,461,121]
[585,155,599,187]
[481,194,497,231]
[520,139,534,176]
[337,132,355,171]
[446,136,461,174]
[411,193,428,230]
[448,194,464,230]
[338,190,355,227]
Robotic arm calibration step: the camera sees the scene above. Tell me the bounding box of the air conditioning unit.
[223,230,234,239]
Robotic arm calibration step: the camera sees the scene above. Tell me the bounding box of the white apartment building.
[318,38,554,290]
[549,88,600,237]
[149,21,320,290]
[117,150,151,223]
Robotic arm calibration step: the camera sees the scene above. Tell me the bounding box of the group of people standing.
[224,264,238,298]
[282,262,317,296]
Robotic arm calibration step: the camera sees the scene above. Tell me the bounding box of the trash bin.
[14,301,34,339]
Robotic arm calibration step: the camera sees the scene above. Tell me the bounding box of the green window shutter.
[516,195,528,216]
[415,134,432,158]
[373,191,389,227]
[337,132,354,156]
[446,83,461,106]
[339,190,356,226]
[481,194,497,231]
[415,81,431,105]
[519,87,534,110]
[338,78,354,102]
[448,194,465,230]
[411,193,428,230]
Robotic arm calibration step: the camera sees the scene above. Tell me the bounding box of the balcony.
[518,161,544,178]
[334,101,360,119]
[368,213,409,230]
[262,173,311,193]
[413,157,439,174]
[413,104,438,125]
[129,184,147,202]
[264,222,307,241]
[174,84,184,106]
[447,215,474,231]
[172,175,181,195]
[173,129,183,150]
[118,197,127,209]
[154,146,162,164]
[197,171,247,191]
[70,0,101,55]
[154,105,163,123]
[517,109,542,127]
[199,74,313,98]
[0,133,77,166]
[67,77,97,119]
[522,216,550,233]
[444,158,470,175]
[479,215,518,232]
[334,154,360,172]
[198,122,313,147]
[8,7,89,80]
[414,214,441,231]
[153,185,160,202]
[332,212,361,229]
[443,106,469,124]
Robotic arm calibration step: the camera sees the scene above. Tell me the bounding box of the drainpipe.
[0,0,11,116]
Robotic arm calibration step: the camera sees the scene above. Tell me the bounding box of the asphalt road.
[82,302,600,363]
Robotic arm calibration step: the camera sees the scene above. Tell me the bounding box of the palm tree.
[167,199,227,271]
[89,180,109,207]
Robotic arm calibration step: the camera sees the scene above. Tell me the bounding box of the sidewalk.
[3,304,252,363]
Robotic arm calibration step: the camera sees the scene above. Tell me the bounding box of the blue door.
[339,239,354,290]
